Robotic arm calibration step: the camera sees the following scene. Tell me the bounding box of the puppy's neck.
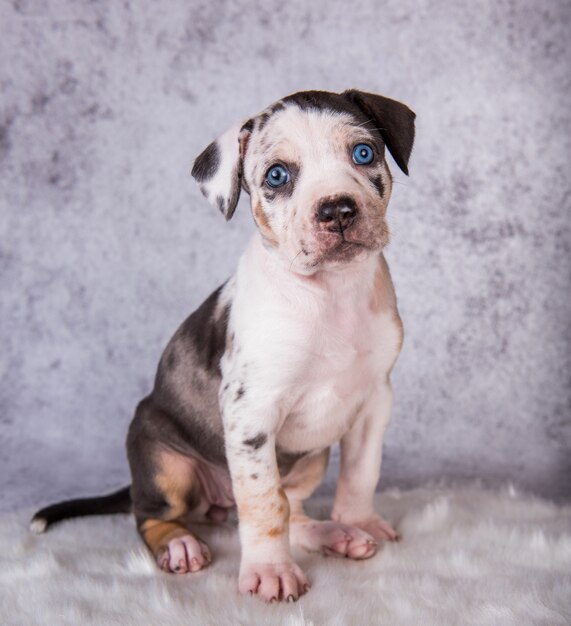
[245,233,380,299]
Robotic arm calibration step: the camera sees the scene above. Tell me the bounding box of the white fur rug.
[2,485,571,625]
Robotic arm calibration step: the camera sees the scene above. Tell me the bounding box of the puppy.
[31,89,415,603]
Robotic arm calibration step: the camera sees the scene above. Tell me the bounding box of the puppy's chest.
[276,310,394,452]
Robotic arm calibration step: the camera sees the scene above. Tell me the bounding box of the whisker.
[354,118,375,128]
[289,249,303,272]
[352,122,388,133]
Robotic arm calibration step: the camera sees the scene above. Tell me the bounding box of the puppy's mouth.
[292,215,387,271]
[306,234,373,267]
[320,229,372,251]
[324,237,366,258]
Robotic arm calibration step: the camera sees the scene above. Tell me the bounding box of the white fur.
[4,486,571,625]
[203,103,403,596]
[224,234,400,454]
[217,233,401,576]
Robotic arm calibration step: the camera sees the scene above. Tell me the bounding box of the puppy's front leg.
[224,414,309,602]
[331,381,400,542]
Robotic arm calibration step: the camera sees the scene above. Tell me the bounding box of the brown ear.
[342,90,416,175]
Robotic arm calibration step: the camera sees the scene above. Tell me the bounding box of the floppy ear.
[342,90,416,175]
[191,120,251,221]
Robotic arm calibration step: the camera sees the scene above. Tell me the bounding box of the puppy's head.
[192,90,415,273]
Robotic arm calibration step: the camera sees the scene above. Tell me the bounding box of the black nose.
[316,197,358,232]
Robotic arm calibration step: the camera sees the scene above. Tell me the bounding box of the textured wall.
[1,0,570,512]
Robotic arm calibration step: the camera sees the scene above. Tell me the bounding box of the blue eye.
[266,164,290,188]
[352,143,374,165]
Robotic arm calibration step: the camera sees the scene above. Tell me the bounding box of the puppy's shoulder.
[158,276,236,379]
[369,252,399,316]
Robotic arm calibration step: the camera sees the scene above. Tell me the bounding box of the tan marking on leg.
[153,448,200,520]
[140,518,212,573]
[236,486,290,537]
[140,519,191,555]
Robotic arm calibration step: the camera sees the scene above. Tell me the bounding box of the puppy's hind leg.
[140,517,212,574]
[284,450,377,560]
[127,404,212,574]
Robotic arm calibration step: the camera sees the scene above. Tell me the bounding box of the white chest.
[225,238,402,455]
[274,307,401,454]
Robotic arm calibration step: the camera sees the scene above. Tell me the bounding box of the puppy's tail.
[29,485,132,534]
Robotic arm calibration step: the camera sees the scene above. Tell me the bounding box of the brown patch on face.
[253,201,279,246]
[267,526,283,537]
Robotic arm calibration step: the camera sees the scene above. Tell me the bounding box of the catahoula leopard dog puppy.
[31,89,415,603]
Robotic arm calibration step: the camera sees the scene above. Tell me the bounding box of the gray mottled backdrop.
[1,0,570,512]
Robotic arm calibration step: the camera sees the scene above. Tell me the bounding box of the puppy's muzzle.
[316,196,358,234]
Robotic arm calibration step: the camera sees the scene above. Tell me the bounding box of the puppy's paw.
[157,534,212,574]
[353,514,400,542]
[291,520,378,560]
[239,560,310,602]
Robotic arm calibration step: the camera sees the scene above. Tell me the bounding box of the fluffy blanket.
[1,485,570,625]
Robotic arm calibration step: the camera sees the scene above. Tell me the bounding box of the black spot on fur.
[235,385,245,401]
[243,433,267,450]
[216,195,225,214]
[241,119,254,133]
[189,288,229,375]
[250,473,258,480]
[282,90,359,117]
[257,102,285,132]
[371,174,384,198]
[257,112,271,132]
[262,187,278,202]
[191,141,220,182]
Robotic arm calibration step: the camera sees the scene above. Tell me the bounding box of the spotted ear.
[342,90,416,175]
[191,120,252,221]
